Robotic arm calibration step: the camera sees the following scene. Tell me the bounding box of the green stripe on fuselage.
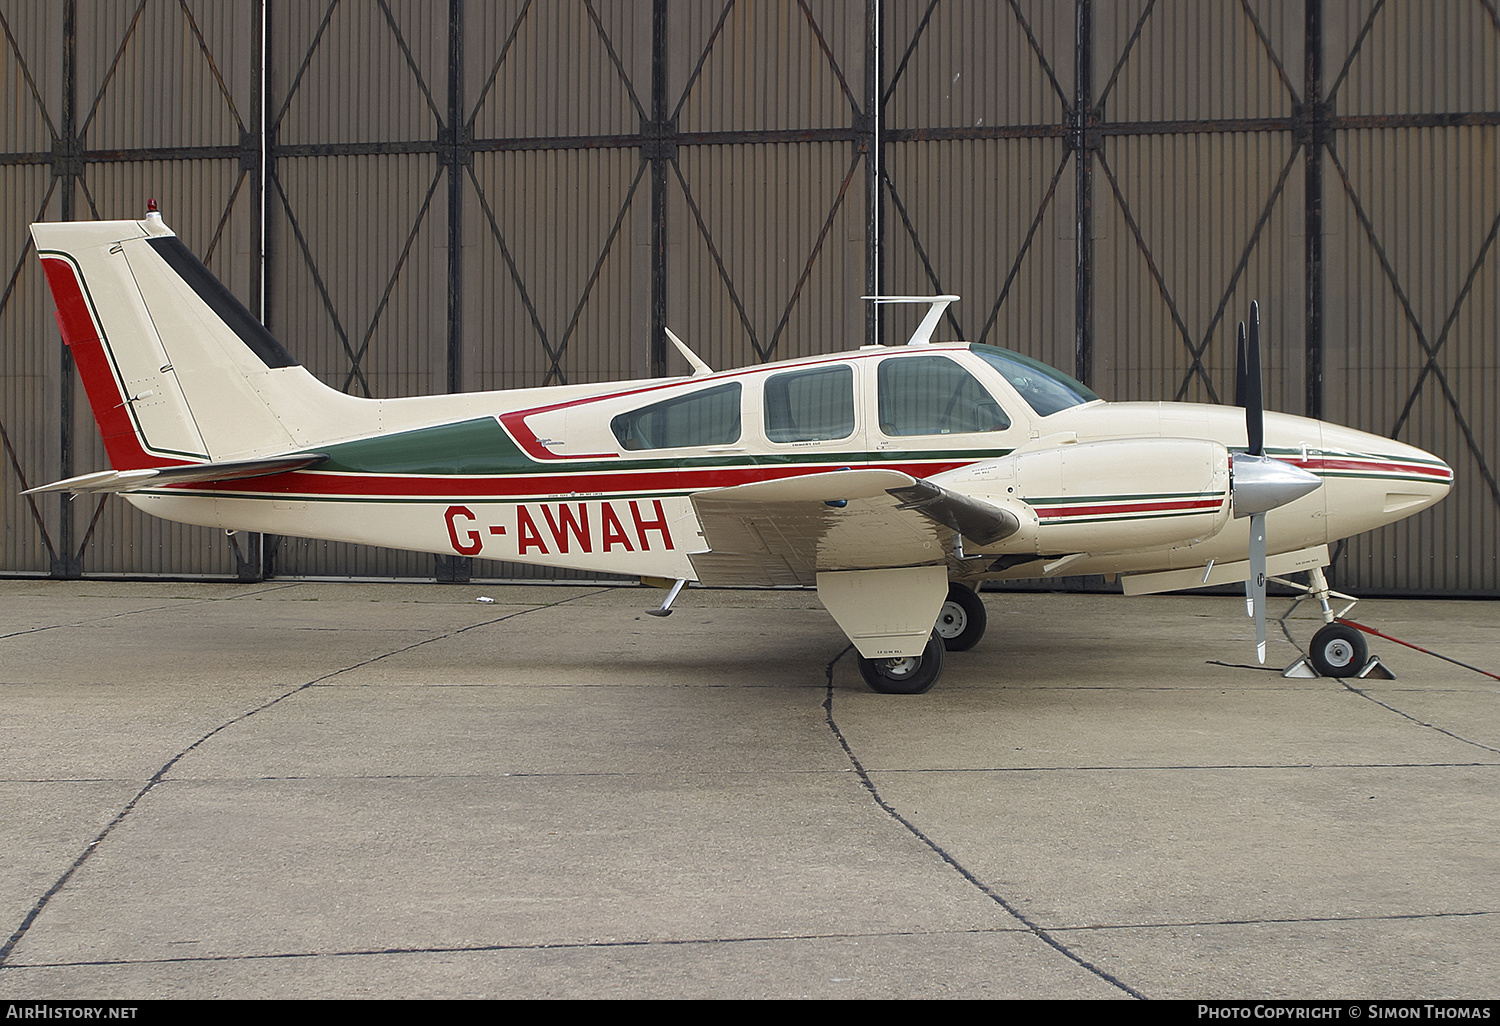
[310,418,531,475]
[305,417,1009,476]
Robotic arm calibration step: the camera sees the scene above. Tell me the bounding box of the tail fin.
[31,213,370,471]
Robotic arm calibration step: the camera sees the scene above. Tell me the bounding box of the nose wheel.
[1308,622,1369,678]
[934,583,987,651]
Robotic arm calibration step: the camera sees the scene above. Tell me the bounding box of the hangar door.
[0,1,1494,595]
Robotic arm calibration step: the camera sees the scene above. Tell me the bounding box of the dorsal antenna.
[664,327,713,376]
[861,295,960,346]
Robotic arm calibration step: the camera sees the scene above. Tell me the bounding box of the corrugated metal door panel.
[1094,0,1299,122]
[674,0,863,133]
[1322,124,1500,594]
[464,147,648,391]
[273,537,433,580]
[1091,131,1304,410]
[272,0,442,147]
[883,137,1075,369]
[0,165,63,574]
[467,0,647,139]
[269,153,447,399]
[75,0,253,152]
[884,0,1073,129]
[670,142,863,370]
[1327,0,1500,116]
[0,2,62,155]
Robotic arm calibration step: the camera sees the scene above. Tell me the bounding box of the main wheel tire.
[935,583,987,651]
[1309,623,1368,677]
[858,631,945,694]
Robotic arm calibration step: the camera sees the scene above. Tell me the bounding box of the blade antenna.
[861,295,960,346]
[664,328,713,376]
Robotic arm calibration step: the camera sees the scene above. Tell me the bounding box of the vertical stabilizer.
[32,214,374,469]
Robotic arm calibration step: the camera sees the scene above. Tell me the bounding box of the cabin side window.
[764,365,855,443]
[877,355,1010,436]
[610,382,742,450]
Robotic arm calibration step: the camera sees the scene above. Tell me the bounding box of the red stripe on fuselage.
[1037,497,1223,520]
[1296,456,1451,480]
[40,255,166,472]
[175,459,974,499]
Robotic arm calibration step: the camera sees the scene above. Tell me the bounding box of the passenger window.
[611,382,741,450]
[764,365,855,442]
[877,355,1010,436]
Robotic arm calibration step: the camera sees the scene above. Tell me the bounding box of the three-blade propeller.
[1231,301,1323,662]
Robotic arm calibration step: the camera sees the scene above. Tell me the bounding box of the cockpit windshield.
[969,343,1099,416]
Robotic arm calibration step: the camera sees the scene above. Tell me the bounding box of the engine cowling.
[932,437,1232,554]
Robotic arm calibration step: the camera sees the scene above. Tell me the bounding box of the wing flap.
[688,468,1019,587]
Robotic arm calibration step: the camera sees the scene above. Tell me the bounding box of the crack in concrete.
[0,587,610,968]
[0,924,1045,971]
[1275,600,1500,756]
[818,647,1147,1000]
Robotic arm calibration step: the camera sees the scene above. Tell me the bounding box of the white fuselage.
[127,343,1451,585]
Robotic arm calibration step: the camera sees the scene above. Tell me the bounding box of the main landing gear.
[858,631,946,694]
[935,582,987,651]
[857,583,988,694]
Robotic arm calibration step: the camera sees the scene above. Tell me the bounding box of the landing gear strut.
[1277,566,1388,679]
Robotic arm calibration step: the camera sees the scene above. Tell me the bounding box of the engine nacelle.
[933,437,1232,554]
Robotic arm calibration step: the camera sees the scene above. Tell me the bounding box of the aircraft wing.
[687,469,1020,587]
[22,454,328,494]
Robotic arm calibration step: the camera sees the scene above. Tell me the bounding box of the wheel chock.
[1281,653,1396,679]
[1282,656,1319,678]
[1355,654,1397,680]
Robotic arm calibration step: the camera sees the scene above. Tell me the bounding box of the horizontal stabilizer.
[24,453,327,495]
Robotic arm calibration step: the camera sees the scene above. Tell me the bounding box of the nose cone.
[1316,424,1454,539]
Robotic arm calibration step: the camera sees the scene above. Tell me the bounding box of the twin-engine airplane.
[28,208,1452,693]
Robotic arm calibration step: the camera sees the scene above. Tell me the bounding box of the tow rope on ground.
[1337,617,1500,682]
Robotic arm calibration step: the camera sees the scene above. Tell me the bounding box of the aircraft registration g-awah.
[29,207,1453,693]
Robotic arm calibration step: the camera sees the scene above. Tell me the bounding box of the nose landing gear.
[1280,567,1391,679]
[1307,621,1369,678]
